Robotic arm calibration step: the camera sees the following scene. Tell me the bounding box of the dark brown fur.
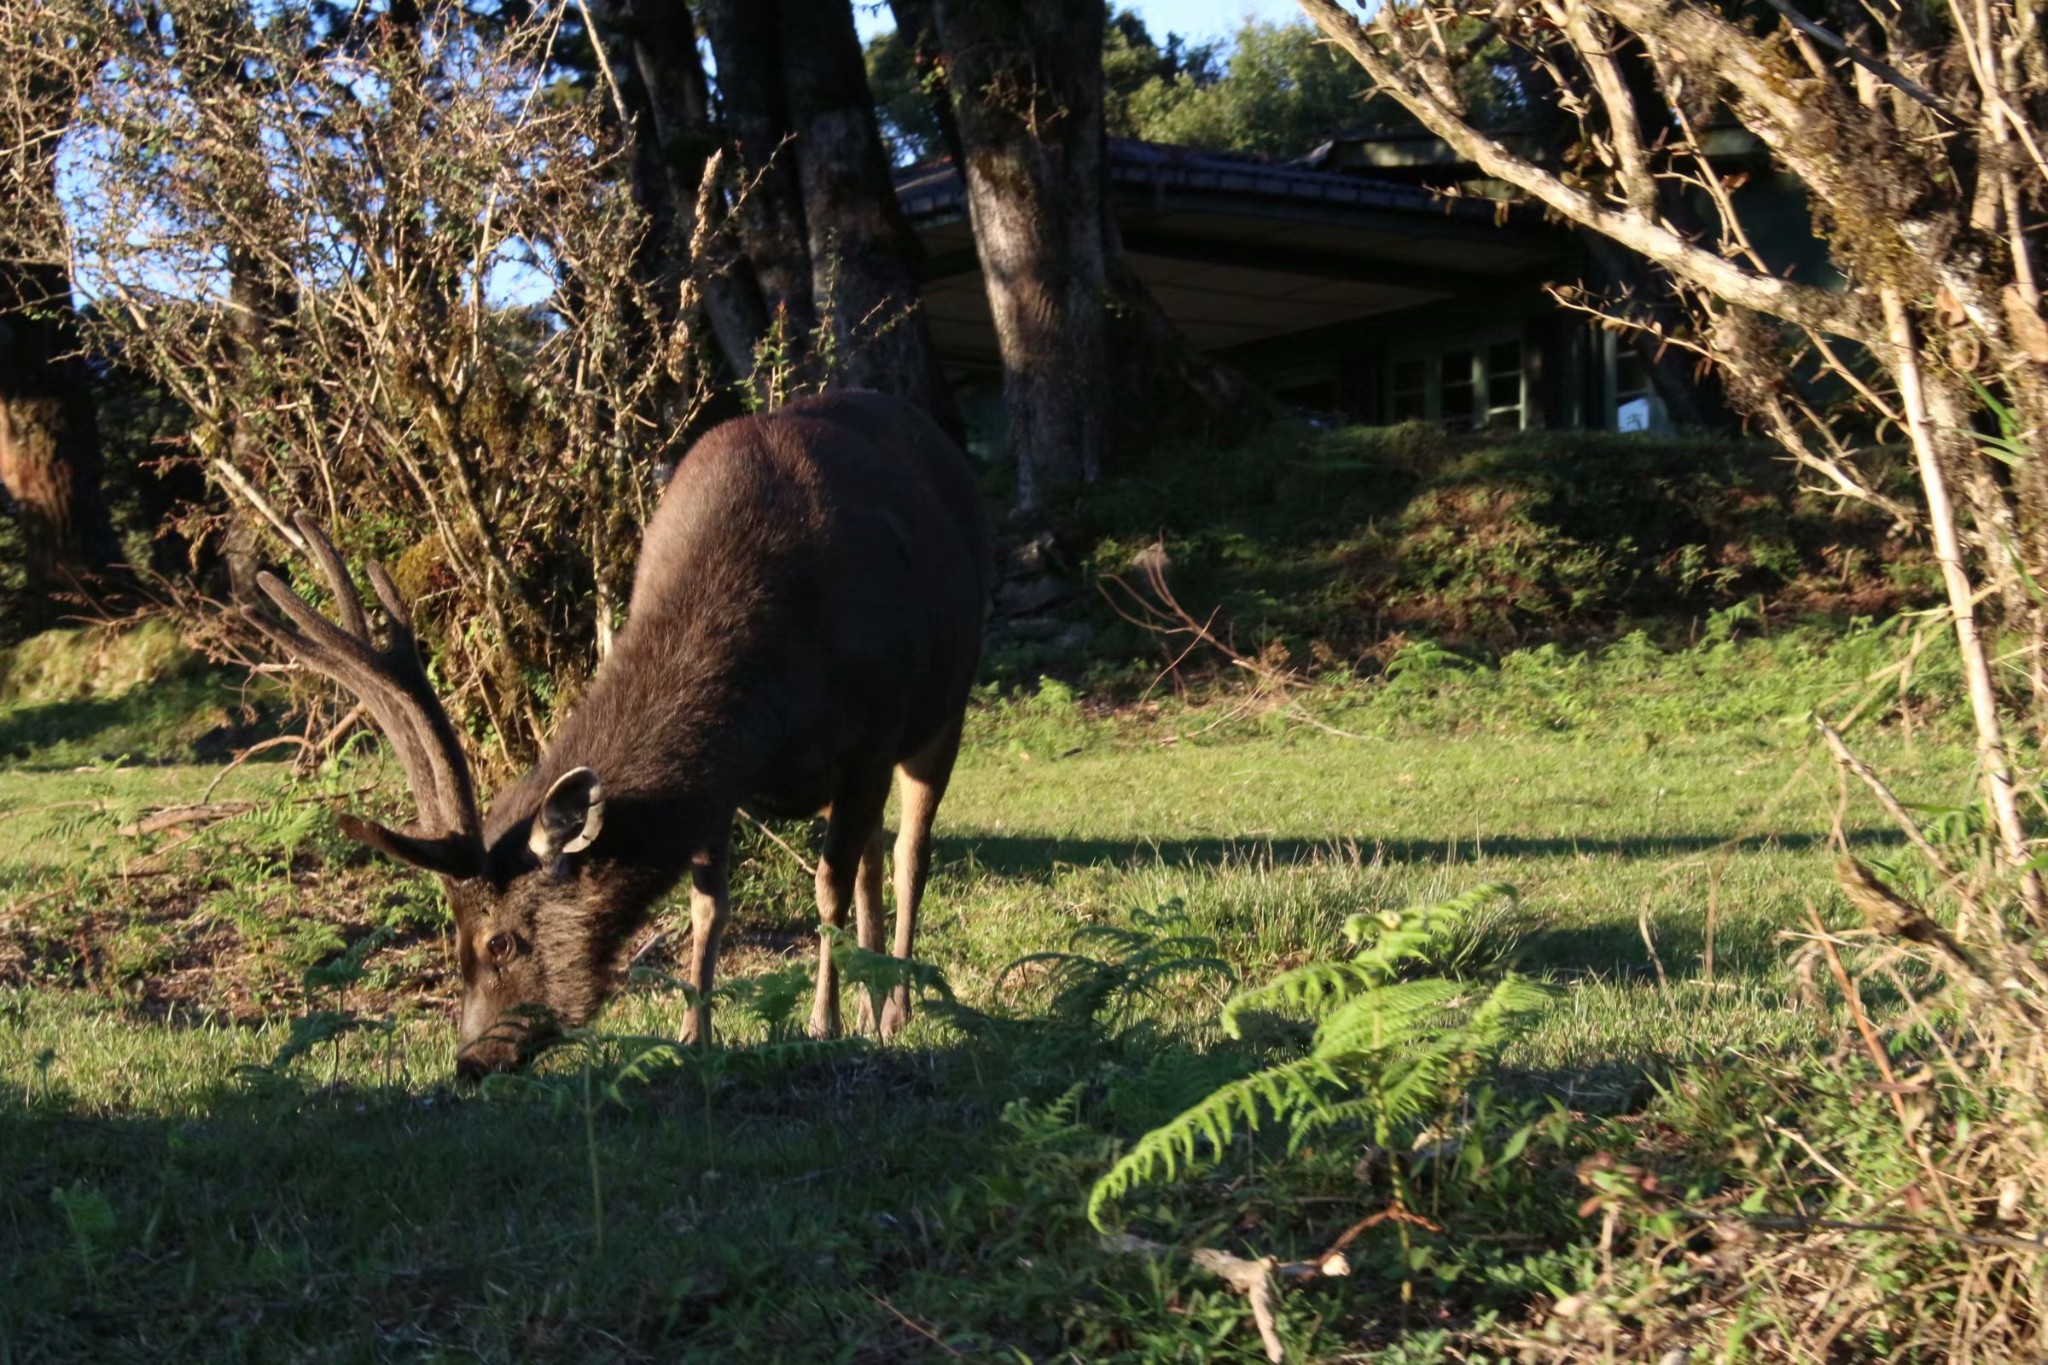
[251,391,989,1076]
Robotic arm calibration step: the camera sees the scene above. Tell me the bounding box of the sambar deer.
[245,391,990,1078]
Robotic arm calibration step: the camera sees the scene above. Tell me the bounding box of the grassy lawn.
[0,630,1975,1361]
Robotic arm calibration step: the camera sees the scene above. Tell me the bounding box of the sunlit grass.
[0,633,1978,1359]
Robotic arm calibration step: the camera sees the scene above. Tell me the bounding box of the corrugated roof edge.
[894,138,1527,224]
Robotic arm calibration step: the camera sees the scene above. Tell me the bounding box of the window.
[1485,342,1524,430]
[1385,337,1526,431]
[1391,359,1428,421]
[1615,350,1654,432]
[1439,349,1476,429]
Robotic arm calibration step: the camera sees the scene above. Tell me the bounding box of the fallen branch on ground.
[1101,1230,1350,1363]
[117,802,257,836]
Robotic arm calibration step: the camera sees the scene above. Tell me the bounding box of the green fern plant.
[1088,882,1551,1230]
[995,899,1233,1035]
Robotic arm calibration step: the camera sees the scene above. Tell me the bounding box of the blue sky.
[1120,0,1311,41]
[852,0,1310,45]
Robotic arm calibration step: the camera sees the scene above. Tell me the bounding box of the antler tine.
[363,561,416,636]
[290,513,371,643]
[243,528,483,850]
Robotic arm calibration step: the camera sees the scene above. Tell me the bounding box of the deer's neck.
[497,603,781,859]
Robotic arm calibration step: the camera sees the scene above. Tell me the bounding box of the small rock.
[1006,531,1063,577]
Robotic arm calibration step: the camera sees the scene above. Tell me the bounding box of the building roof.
[898,139,1568,371]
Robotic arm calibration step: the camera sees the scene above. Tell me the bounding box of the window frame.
[1383,329,1528,431]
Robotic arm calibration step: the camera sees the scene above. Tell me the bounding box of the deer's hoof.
[878,989,911,1040]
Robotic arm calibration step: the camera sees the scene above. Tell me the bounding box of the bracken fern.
[1089,882,1551,1229]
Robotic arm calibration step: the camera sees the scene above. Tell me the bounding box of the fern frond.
[993,950,1092,994]
[821,925,954,1003]
[1087,1055,1341,1230]
[1222,960,1381,1037]
[1368,1048,1469,1128]
[1311,979,1469,1056]
[1465,975,1559,1026]
[1126,953,1235,997]
[1067,924,1154,956]
[1344,882,1518,972]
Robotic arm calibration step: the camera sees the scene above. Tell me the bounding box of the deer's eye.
[486,932,516,965]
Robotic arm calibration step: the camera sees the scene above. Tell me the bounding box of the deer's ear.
[337,811,484,880]
[530,767,605,861]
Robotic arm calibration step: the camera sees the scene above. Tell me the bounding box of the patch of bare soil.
[0,849,455,1025]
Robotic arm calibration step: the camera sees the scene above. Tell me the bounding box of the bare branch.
[1297,0,1879,343]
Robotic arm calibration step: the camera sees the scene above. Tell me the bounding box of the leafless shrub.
[1099,542,1366,740]
[0,0,728,766]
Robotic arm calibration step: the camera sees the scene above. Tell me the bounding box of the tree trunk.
[931,0,1111,511]
[930,0,1262,510]
[696,0,820,384]
[886,0,968,172]
[779,1,962,439]
[591,0,767,393]
[0,255,117,626]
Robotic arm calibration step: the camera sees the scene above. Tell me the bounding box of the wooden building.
[897,133,1827,435]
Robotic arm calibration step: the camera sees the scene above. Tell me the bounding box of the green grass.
[0,629,1978,1360]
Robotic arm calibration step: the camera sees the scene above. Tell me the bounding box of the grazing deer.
[246,391,990,1078]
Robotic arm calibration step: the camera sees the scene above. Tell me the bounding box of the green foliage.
[48,1180,118,1288]
[861,21,945,163]
[1120,20,1371,158]
[820,923,956,1025]
[866,8,1224,164]
[997,899,1233,1034]
[0,623,254,767]
[715,962,815,1042]
[0,620,1989,1359]
[1089,883,1553,1229]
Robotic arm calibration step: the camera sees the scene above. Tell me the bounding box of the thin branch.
[211,458,309,556]
[1813,715,1957,881]
[1759,0,1950,113]
[1296,0,1879,343]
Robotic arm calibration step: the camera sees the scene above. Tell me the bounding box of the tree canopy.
[868,11,1373,164]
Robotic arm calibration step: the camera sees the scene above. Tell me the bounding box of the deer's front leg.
[681,841,730,1048]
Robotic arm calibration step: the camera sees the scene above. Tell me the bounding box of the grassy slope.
[0,626,1974,1361]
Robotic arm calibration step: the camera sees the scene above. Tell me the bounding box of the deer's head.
[244,517,615,1080]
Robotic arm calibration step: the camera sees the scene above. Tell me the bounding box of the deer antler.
[242,514,484,866]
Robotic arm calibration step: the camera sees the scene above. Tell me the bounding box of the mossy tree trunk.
[589,0,768,398]
[694,0,956,434]
[930,0,1261,514]
[781,3,962,439]
[929,0,1112,512]
[697,0,821,373]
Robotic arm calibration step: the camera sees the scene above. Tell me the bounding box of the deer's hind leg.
[878,714,964,1039]
[810,763,892,1040]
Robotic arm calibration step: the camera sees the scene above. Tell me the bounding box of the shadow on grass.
[0,1029,1332,1362]
[0,695,148,754]
[0,680,280,770]
[955,827,1905,877]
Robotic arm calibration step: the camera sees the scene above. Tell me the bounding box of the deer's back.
[617,391,988,801]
